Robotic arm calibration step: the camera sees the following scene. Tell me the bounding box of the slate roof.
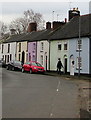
[3,14,91,43]
[20,29,51,41]
[3,33,26,43]
[50,14,91,40]
[3,29,52,43]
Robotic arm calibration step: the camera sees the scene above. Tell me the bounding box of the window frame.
[58,43,62,50]
[64,43,68,50]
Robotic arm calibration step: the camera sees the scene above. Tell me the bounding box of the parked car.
[22,61,45,74]
[6,60,22,71]
[0,59,6,68]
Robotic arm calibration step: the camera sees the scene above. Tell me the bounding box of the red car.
[22,61,45,74]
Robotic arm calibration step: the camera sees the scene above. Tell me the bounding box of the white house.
[1,42,17,63]
[50,14,91,75]
[0,34,26,64]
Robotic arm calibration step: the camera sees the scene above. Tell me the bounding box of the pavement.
[45,71,91,81]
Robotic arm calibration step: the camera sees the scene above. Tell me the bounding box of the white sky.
[0,0,91,25]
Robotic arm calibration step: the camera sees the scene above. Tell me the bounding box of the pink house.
[28,42,37,61]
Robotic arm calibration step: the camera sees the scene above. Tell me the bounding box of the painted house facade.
[37,40,49,71]
[50,14,91,75]
[0,34,27,64]
[69,37,91,74]
[28,42,37,61]
[0,42,17,63]
[16,41,28,64]
[50,40,69,73]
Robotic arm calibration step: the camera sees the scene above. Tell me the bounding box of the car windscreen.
[14,61,22,65]
[32,62,42,67]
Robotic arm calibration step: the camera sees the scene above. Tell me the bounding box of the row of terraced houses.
[0,8,91,75]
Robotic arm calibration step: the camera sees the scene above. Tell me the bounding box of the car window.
[31,62,42,67]
[36,63,42,67]
[26,62,30,65]
[31,62,37,66]
[14,61,22,65]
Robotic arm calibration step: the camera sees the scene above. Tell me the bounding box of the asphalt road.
[2,68,79,118]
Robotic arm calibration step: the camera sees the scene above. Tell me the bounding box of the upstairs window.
[19,43,21,52]
[41,42,44,51]
[2,44,4,53]
[58,44,62,50]
[8,44,10,53]
[33,43,36,50]
[64,43,67,50]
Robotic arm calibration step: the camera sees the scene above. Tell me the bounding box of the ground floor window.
[26,53,28,62]
[33,55,35,61]
[7,55,9,63]
[10,54,12,61]
[41,55,43,65]
[29,53,31,61]
[19,54,21,61]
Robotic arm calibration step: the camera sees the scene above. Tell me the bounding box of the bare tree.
[0,21,7,38]
[9,9,45,34]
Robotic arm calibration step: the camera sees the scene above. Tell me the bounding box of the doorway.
[46,56,47,71]
[64,58,67,74]
[22,51,25,64]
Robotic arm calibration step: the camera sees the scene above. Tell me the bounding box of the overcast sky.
[0,0,90,25]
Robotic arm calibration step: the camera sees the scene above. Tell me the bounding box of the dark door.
[64,58,67,74]
[46,56,47,71]
[22,51,25,64]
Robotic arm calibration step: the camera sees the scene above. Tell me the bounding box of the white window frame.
[41,55,43,65]
[41,42,44,51]
[58,43,62,50]
[64,42,68,50]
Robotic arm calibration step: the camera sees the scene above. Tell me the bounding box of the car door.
[26,62,31,71]
[24,62,30,71]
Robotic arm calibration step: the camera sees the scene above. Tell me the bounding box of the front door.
[64,58,67,74]
[22,51,25,64]
[46,56,47,71]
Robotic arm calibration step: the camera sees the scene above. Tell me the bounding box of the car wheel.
[29,69,33,74]
[6,65,9,70]
[12,67,15,71]
[22,68,24,73]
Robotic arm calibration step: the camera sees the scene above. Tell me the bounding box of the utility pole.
[57,14,59,21]
[52,11,55,22]
[78,16,81,76]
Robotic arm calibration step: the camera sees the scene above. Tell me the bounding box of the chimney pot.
[27,22,37,32]
[46,22,51,29]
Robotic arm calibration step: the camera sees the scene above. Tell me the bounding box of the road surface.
[2,68,79,118]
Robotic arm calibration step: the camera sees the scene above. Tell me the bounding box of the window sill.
[76,50,82,52]
[40,50,43,52]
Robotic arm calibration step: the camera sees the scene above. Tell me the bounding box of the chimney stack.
[68,8,80,21]
[46,22,51,29]
[10,29,16,35]
[65,18,67,23]
[27,22,37,32]
[52,21,65,30]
